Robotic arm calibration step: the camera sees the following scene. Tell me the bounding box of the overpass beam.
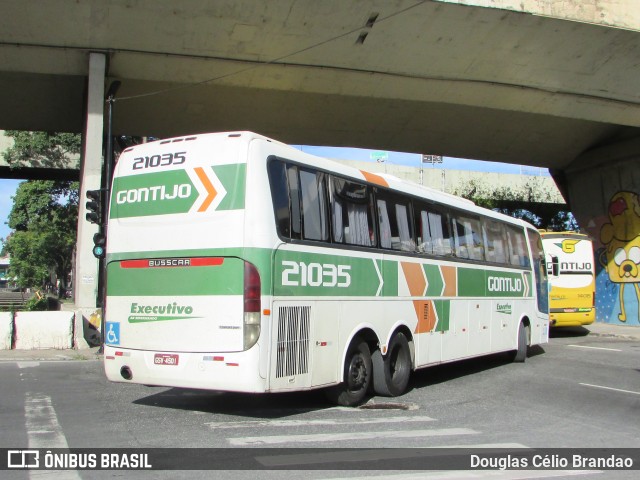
[73,52,106,347]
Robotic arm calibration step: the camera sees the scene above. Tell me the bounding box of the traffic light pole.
[104,81,120,210]
[97,81,121,353]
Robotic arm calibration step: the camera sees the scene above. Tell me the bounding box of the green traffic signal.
[92,232,106,258]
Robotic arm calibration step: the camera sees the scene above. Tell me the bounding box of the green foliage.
[24,294,48,311]
[2,131,81,169]
[453,178,578,231]
[2,130,81,290]
[5,180,78,289]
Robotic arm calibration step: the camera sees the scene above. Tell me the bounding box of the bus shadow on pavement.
[549,326,590,338]
[132,387,335,418]
[132,349,547,417]
[409,349,544,392]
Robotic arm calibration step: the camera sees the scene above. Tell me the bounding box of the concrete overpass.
[0,0,638,328]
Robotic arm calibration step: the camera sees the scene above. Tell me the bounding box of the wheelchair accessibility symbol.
[106,322,120,345]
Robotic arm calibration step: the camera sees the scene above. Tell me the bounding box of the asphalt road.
[1,329,638,479]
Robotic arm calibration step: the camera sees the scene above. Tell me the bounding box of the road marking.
[25,393,68,448]
[579,383,640,396]
[25,392,81,480]
[206,415,435,429]
[18,361,41,368]
[229,428,477,446]
[568,345,622,352]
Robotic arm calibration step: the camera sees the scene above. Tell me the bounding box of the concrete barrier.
[0,312,12,349]
[14,311,74,349]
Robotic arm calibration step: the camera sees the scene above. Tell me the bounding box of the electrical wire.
[115,1,428,102]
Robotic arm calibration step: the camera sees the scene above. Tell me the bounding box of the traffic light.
[85,189,103,225]
[92,232,106,258]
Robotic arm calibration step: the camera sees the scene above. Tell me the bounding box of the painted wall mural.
[594,191,640,325]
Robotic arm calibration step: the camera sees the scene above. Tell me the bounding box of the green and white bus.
[103,131,549,406]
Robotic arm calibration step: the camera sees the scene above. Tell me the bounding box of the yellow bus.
[540,231,595,327]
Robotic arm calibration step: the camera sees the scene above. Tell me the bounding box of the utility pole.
[95,80,121,353]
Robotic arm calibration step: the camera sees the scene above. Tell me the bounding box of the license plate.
[154,353,179,366]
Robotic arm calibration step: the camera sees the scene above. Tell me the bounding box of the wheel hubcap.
[348,355,366,390]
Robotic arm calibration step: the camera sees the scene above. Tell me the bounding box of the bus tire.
[325,339,372,407]
[511,322,529,363]
[372,332,411,397]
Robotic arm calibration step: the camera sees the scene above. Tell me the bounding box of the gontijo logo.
[114,167,221,212]
[488,276,523,292]
[116,183,192,203]
[110,164,245,219]
[555,239,580,254]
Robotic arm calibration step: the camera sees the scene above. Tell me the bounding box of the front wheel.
[324,339,372,406]
[510,322,529,363]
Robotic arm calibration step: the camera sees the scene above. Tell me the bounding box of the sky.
[0,145,549,245]
[0,178,21,246]
[295,145,549,176]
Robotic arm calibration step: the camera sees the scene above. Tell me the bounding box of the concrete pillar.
[565,136,640,326]
[73,52,106,348]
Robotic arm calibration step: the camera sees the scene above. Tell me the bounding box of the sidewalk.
[0,346,102,361]
[0,323,638,362]
[581,322,640,341]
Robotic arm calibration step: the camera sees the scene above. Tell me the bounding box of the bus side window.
[330,177,375,247]
[377,192,415,252]
[267,160,292,239]
[483,219,508,264]
[286,164,302,240]
[506,225,529,267]
[378,199,392,249]
[415,203,452,256]
[299,169,329,242]
[451,214,484,261]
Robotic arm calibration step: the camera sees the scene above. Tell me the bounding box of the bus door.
[527,229,550,342]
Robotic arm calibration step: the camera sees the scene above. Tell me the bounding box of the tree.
[4,180,79,291]
[2,131,81,292]
[452,178,579,231]
[2,131,81,169]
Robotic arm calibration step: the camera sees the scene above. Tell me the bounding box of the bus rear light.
[244,261,261,313]
[243,261,261,350]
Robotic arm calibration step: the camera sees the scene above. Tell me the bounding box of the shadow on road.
[133,387,332,418]
[133,348,545,417]
[409,350,541,392]
[549,326,590,338]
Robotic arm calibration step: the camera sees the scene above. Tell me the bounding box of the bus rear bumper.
[549,309,595,327]
[103,345,267,393]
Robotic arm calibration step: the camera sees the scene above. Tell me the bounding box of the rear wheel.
[372,332,412,397]
[325,339,372,406]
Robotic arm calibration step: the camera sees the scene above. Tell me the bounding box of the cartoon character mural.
[598,191,640,324]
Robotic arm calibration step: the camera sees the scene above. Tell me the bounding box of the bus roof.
[539,231,591,240]
[124,131,536,232]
